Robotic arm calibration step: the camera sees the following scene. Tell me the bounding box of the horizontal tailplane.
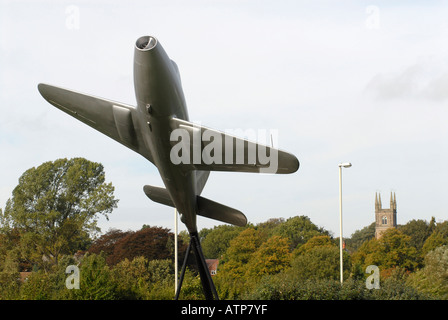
[196,196,247,227]
[143,185,247,227]
[143,185,174,207]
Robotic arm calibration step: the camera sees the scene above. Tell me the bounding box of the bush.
[246,273,367,300]
[0,271,21,299]
[111,257,174,299]
[407,245,448,299]
[289,246,351,282]
[70,253,117,300]
[20,271,54,300]
[245,271,432,300]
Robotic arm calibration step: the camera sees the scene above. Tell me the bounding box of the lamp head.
[339,162,352,168]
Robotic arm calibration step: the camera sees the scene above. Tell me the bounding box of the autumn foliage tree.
[88,226,187,266]
[218,228,263,279]
[86,228,132,261]
[352,228,419,275]
[246,235,291,277]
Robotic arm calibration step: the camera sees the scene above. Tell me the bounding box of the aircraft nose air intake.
[136,36,157,50]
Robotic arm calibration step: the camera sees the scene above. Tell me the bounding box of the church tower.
[375,192,397,239]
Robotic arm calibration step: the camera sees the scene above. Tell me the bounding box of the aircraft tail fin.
[143,185,247,227]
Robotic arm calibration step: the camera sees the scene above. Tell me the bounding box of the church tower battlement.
[375,192,397,239]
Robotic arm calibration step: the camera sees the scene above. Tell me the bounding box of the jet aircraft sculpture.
[38,36,299,300]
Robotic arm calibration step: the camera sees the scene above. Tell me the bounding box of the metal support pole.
[175,239,191,300]
[191,233,219,300]
[338,162,351,285]
[339,165,343,285]
[174,233,219,300]
[174,208,178,294]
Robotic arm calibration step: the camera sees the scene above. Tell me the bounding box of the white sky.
[1,0,447,238]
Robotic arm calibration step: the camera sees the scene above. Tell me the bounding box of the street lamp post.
[174,208,178,294]
[338,162,352,285]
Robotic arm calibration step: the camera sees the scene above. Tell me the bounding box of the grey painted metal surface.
[38,36,299,234]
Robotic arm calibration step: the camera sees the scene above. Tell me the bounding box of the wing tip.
[292,156,300,173]
[272,153,300,174]
[37,83,46,96]
[37,83,55,101]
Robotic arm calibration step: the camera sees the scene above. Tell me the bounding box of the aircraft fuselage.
[134,36,199,232]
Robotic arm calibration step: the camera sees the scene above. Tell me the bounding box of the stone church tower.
[375,192,397,239]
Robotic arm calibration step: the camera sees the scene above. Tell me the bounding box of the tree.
[88,226,185,266]
[380,229,420,272]
[352,229,419,274]
[288,235,350,282]
[294,235,336,255]
[346,222,375,252]
[1,158,118,268]
[408,245,448,299]
[87,228,132,260]
[422,221,448,255]
[112,226,175,264]
[246,235,291,277]
[351,237,381,273]
[201,225,244,259]
[88,229,133,263]
[289,246,351,282]
[70,253,117,300]
[111,257,174,299]
[218,228,263,279]
[271,215,329,250]
[255,218,285,238]
[399,218,435,251]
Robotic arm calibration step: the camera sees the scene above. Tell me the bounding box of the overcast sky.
[1,0,447,238]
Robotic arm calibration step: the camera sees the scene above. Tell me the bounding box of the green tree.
[112,256,152,299]
[201,225,244,259]
[380,229,419,270]
[289,240,350,282]
[110,256,174,299]
[71,253,117,300]
[271,215,329,250]
[399,218,435,251]
[422,221,448,255]
[255,218,285,238]
[346,222,375,252]
[408,245,448,299]
[20,271,54,300]
[1,158,118,269]
[0,271,21,299]
[0,228,26,272]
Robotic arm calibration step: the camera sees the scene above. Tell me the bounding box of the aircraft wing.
[38,83,153,162]
[169,118,299,174]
